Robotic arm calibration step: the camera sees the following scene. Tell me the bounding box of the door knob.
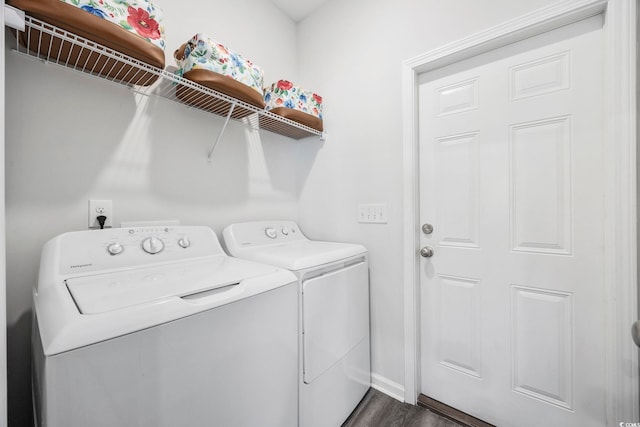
[632,321,640,348]
[420,246,434,258]
[422,224,433,234]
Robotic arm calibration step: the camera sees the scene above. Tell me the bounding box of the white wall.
[5,0,582,424]
[295,0,560,397]
[4,1,301,425]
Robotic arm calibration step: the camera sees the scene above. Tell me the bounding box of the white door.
[418,16,605,427]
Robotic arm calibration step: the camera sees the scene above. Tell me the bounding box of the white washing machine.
[32,225,299,427]
[223,220,371,427]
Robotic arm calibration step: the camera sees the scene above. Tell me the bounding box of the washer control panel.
[57,226,224,276]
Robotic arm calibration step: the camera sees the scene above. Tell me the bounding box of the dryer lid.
[233,240,367,271]
[66,256,278,314]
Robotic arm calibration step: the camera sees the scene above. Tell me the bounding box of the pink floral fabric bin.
[8,0,166,85]
[174,33,266,109]
[61,0,165,51]
[264,80,323,132]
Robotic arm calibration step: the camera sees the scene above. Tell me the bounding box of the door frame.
[1,3,7,426]
[401,0,638,423]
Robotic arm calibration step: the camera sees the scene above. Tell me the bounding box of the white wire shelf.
[9,14,324,153]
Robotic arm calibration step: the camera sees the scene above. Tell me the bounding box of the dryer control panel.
[223,221,368,271]
[53,226,224,276]
[223,220,306,252]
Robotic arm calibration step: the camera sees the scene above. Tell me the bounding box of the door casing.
[1,4,7,427]
[401,0,638,424]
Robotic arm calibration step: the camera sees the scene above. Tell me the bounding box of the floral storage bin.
[174,33,266,114]
[264,80,323,132]
[8,0,166,85]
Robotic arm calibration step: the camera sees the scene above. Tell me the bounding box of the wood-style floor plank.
[342,389,464,427]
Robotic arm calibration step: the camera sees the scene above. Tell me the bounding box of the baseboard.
[371,373,405,402]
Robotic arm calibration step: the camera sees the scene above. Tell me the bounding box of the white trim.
[0,3,7,426]
[401,43,420,406]
[404,0,607,74]
[401,0,639,422]
[602,0,639,423]
[371,373,405,403]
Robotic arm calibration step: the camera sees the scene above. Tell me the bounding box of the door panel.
[511,286,573,410]
[510,116,572,254]
[419,16,604,427]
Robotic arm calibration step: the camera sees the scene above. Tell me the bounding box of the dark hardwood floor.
[342,389,464,427]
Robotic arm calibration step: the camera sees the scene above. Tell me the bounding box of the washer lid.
[66,256,277,314]
[234,240,367,271]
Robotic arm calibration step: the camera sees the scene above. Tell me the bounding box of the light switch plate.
[358,203,388,224]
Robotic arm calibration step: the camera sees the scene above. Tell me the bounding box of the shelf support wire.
[207,101,237,162]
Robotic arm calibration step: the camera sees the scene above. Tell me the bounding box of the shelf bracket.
[207,102,236,162]
[4,4,25,31]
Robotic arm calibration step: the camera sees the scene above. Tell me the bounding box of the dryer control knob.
[178,237,191,249]
[265,227,277,239]
[107,242,124,256]
[281,227,290,236]
[142,236,164,254]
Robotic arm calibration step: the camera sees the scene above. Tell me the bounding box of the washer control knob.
[107,242,124,256]
[265,227,277,239]
[281,227,290,236]
[178,237,191,249]
[142,236,164,254]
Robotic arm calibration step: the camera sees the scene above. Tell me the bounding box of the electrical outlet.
[358,203,388,224]
[88,200,113,229]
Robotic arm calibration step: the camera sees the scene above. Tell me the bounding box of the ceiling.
[269,0,329,22]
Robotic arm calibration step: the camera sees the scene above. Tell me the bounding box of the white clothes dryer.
[223,220,371,427]
[33,225,298,427]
